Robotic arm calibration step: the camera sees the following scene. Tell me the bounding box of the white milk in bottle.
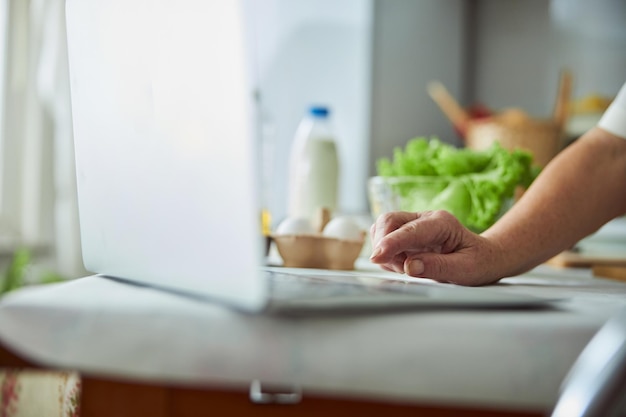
[287,106,339,221]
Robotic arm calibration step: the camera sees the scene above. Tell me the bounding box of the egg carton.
[272,208,366,270]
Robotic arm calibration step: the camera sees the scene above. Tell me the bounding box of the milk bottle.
[287,106,339,220]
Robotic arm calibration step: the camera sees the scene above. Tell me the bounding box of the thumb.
[404,251,470,283]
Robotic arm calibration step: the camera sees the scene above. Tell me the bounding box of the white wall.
[549,0,626,98]
[368,0,469,176]
[473,0,626,117]
[245,0,374,222]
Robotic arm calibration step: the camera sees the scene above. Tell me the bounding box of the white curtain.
[1,0,85,278]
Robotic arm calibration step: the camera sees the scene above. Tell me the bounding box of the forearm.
[482,127,626,278]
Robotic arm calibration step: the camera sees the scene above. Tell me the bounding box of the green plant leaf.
[1,248,31,295]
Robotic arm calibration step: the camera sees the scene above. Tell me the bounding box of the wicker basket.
[429,71,572,169]
[466,111,564,168]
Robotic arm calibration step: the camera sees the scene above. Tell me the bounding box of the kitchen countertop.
[1,259,626,413]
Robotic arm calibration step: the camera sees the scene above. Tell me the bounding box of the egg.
[322,216,363,241]
[275,217,315,236]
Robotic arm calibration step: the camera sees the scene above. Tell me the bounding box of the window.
[0,0,84,279]
[0,0,14,251]
[0,0,54,251]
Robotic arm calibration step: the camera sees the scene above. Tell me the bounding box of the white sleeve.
[598,82,626,139]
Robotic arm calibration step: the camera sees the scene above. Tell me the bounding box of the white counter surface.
[1,259,626,413]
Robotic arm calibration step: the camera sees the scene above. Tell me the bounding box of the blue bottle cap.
[309,106,330,118]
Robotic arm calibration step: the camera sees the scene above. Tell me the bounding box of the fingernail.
[407,259,424,275]
[394,265,406,274]
[370,246,382,259]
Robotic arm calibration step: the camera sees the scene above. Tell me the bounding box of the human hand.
[369,210,503,286]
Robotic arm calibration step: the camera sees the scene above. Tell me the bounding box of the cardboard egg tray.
[272,207,365,270]
[272,233,365,270]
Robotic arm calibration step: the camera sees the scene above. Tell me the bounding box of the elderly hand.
[369,210,504,286]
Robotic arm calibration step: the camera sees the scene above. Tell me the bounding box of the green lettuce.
[376,137,538,232]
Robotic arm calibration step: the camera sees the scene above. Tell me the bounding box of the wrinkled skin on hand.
[369,210,504,286]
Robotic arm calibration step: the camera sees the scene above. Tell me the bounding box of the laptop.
[65,0,556,314]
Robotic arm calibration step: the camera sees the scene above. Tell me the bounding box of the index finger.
[371,211,420,248]
[371,210,463,263]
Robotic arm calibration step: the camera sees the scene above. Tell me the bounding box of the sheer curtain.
[0,0,85,278]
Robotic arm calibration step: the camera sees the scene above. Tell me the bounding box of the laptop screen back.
[65,0,267,310]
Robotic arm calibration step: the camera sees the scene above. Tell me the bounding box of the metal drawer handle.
[249,379,303,405]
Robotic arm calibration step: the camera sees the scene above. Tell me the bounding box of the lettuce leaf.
[376,137,538,232]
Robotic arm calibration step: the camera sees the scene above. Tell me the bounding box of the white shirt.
[599,82,626,139]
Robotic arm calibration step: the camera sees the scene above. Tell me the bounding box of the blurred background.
[0,0,625,282]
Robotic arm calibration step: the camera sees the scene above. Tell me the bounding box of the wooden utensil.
[427,81,471,136]
[553,69,573,131]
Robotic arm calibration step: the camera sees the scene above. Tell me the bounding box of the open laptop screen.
[66,0,267,310]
